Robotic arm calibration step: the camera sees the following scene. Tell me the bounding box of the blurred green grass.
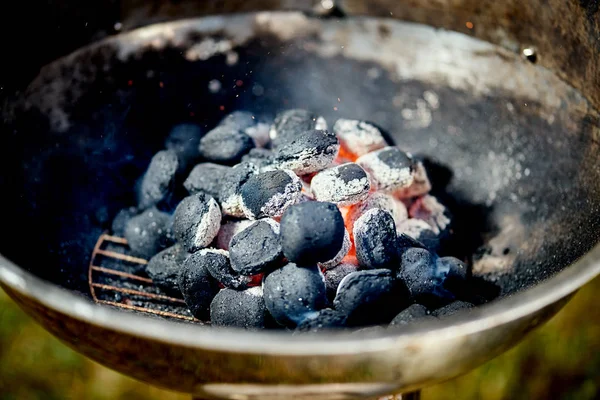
[1,276,599,400]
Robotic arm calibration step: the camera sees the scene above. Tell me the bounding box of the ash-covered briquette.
[353,209,398,270]
[210,287,269,329]
[191,248,251,290]
[179,252,220,320]
[397,247,454,307]
[274,129,340,175]
[183,163,231,201]
[263,263,328,327]
[124,207,173,259]
[389,304,436,326]
[165,123,202,172]
[219,110,271,148]
[280,201,345,265]
[310,163,370,206]
[173,193,221,253]
[333,119,387,157]
[198,125,255,165]
[347,192,408,233]
[323,263,358,300]
[111,207,138,236]
[395,161,432,199]
[318,229,351,270]
[357,146,415,192]
[269,109,327,148]
[146,244,187,296]
[240,170,302,219]
[333,269,408,326]
[215,219,254,250]
[409,195,452,235]
[397,218,440,252]
[397,233,427,251]
[295,309,347,332]
[137,150,179,210]
[241,148,275,170]
[229,219,283,275]
[219,162,258,217]
[432,301,474,318]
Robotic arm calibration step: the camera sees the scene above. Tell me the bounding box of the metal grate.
[88,233,199,323]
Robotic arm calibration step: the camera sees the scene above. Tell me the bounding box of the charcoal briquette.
[389,304,436,326]
[295,309,347,332]
[333,119,387,157]
[179,253,220,320]
[173,193,222,253]
[397,247,454,306]
[311,163,370,206]
[146,244,187,296]
[347,192,408,233]
[274,129,339,175]
[219,162,258,217]
[356,146,415,191]
[111,207,138,236]
[269,109,327,148]
[397,218,440,252]
[240,170,302,219]
[229,219,283,275]
[323,262,358,299]
[280,201,345,265]
[165,123,202,171]
[241,148,275,170]
[195,248,251,290]
[138,150,179,209]
[318,229,351,270]
[409,195,451,235]
[198,125,255,165]
[263,263,328,327]
[394,161,432,199]
[183,163,231,201]
[432,301,474,318]
[124,207,173,259]
[354,209,398,270]
[210,287,269,329]
[438,256,469,295]
[220,111,270,148]
[333,269,408,326]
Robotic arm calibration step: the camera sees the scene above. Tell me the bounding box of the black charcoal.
[183,163,231,201]
[356,146,415,192]
[173,193,221,253]
[397,219,441,252]
[263,263,328,327]
[194,248,251,290]
[311,163,370,206]
[323,263,358,299]
[438,256,469,295]
[318,229,351,270]
[432,301,474,318]
[353,209,398,269]
[269,109,327,148]
[333,119,387,156]
[390,304,436,326]
[219,162,258,217]
[165,123,202,171]
[220,111,271,148]
[111,207,138,236]
[124,207,173,259]
[240,170,302,219]
[146,244,187,296]
[274,129,339,175]
[179,253,220,319]
[280,201,345,265]
[210,287,268,329]
[198,125,255,165]
[295,309,347,332]
[241,148,275,170]
[229,219,283,275]
[333,269,408,326]
[397,247,454,306]
[138,150,179,209]
[219,110,256,130]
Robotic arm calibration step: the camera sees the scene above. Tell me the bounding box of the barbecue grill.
[1,1,600,399]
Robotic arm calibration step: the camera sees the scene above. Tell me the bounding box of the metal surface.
[0,3,600,400]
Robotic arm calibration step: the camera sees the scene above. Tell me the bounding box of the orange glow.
[336,144,358,163]
[466,21,474,29]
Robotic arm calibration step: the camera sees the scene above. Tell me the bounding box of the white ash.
[276,143,340,175]
[394,161,432,199]
[221,193,246,218]
[356,148,415,191]
[199,248,229,257]
[396,218,436,239]
[310,164,370,206]
[260,170,303,218]
[409,195,451,234]
[318,229,351,270]
[215,220,254,250]
[245,122,271,148]
[333,119,387,156]
[246,286,264,297]
[194,198,222,249]
[261,217,281,234]
[315,116,328,131]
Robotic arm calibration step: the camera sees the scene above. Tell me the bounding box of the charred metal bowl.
[1,1,600,399]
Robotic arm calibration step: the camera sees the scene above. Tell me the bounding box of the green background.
[1,276,599,400]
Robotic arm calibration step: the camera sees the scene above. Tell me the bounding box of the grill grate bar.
[96,300,197,322]
[91,265,153,283]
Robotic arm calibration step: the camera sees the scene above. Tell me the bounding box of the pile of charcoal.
[110,109,477,331]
